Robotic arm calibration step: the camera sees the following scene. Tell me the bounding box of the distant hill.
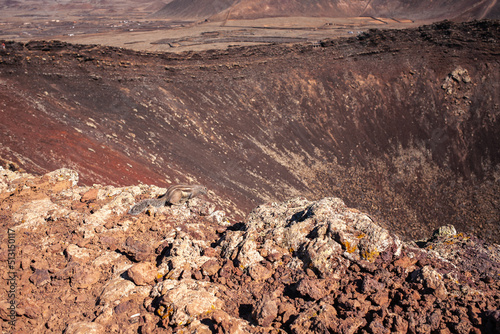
[153,0,500,21]
[152,0,235,19]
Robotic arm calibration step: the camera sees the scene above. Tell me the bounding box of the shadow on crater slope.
[0,20,499,242]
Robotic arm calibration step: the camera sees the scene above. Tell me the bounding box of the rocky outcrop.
[0,167,498,333]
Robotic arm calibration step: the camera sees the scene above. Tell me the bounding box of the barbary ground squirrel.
[128,184,207,215]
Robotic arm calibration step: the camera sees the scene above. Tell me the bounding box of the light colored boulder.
[65,321,104,334]
[221,197,402,278]
[153,279,223,326]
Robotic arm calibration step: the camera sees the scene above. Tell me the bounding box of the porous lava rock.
[0,166,499,333]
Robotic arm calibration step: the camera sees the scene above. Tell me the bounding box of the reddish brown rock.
[121,237,153,262]
[127,262,157,286]
[338,317,366,334]
[369,318,390,334]
[252,295,278,327]
[394,256,417,269]
[29,269,51,287]
[70,265,101,289]
[22,302,41,320]
[395,316,409,333]
[277,302,297,324]
[0,301,15,321]
[411,266,448,300]
[295,278,328,300]
[248,263,273,282]
[202,247,217,257]
[114,299,137,315]
[218,260,234,278]
[201,259,221,277]
[99,236,120,251]
[81,188,99,202]
[370,290,390,307]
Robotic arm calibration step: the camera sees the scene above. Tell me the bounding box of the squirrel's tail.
[128,198,166,215]
[128,199,152,215]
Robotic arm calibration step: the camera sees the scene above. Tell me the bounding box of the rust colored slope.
[0,84,170,187]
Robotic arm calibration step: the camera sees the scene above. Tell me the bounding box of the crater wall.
[0,21,498,242]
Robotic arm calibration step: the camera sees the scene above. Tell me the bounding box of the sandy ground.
[1,11,427,52]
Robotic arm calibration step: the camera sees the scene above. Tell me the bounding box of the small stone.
[29,269,51,287]
[252,295,278,327]
[394,256,416,269]
[201,259,221,277]
[266,252,282,262]
[65,321,105,334]
[18,303,35,320]
[49,243,62,253]
[100,236,119,250]
[218,261,234,278]
[361,277,385,294]
[121,237,152,262]
[65,244,93,263]
[127,262,157,286]
[0,301,15,321]
[369,318,390,334]
[103,221,114,229]
[233,266,243,276]
[371,290,390,307]
[305,268,316,277]
[203,247,217,257]
[338,317,366,334]
[411,266,448,299]
[30,258,49,271]
[428,310,442,331]
[193,270,203,280]
[70,265,101,289]
[81,188,99,202]
[392,315,408,333]
[433,225,457,238]
[248,264,272,282]
[158,279,223,326]
[296,278,327,300]
[114,300,135,315]
[98,278,136,306]
[75,294,88,303]
[279,303,298,324]
[453,319,472,334]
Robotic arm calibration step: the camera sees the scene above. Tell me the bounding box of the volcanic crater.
[1,19,499,243]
